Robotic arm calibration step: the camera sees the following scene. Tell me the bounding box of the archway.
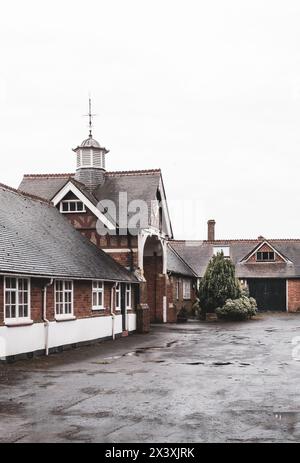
[142,235,167,323]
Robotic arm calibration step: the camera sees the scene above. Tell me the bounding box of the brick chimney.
[207,220,216,241]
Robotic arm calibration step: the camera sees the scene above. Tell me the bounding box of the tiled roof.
[18,169,163,230]
[167,244,197,277]
[18,170,162,205]
[170,239,300,279]
[0,184,137,282]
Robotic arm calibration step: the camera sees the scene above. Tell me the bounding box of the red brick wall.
[143,255,164,322]
[104,251,138,269]
[0,276,135,325]
[62,208,139,270]
[288,279,300,312]
[168,276,197,315]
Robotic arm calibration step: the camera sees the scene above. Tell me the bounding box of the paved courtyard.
[1,313,300,443]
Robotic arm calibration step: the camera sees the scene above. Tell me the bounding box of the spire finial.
[84,95,96,138]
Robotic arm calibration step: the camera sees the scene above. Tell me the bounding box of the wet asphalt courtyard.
[1,313,300,443]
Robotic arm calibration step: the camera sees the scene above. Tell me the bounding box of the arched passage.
[142,235,167,323]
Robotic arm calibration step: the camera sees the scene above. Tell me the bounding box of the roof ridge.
[0,182,52,205]
[172,239,300,244]
[23,173,75,179]
[205,239,300,243]
[22,170,161,178]
[106,169,161,177]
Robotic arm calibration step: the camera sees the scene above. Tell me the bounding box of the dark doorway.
[248,279,286,311]
[143,236,164,322]
[120,283,126,331]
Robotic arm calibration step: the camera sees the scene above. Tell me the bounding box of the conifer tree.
[199,252,241,319]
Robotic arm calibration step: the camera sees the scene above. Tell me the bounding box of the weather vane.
[84,96,97,138]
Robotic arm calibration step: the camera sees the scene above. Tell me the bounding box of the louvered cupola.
[73,99,109,190]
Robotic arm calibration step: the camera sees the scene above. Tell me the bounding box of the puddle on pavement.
[102,341,179,362]
[213,362,233,366]
[184,362,205,366]
[181,360,252,367]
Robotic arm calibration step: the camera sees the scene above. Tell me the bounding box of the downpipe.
[42,278,53,356]
[111,284,116,340]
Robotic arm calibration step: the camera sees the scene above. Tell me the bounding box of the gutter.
[42,279,53,356]
[0,272,138,284]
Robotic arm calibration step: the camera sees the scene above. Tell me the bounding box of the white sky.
[1,1,300,240]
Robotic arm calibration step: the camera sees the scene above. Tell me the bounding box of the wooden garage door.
[248,279,286,312]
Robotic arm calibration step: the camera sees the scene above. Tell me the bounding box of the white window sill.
[5,319,34,327]
[92,307,105,311]
[55,315,76,322]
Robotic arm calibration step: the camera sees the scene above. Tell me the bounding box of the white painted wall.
[128,313,137,332]
[0,313,137,359]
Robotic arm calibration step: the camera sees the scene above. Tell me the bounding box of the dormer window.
[60,200,85,213]
[213,246,230,258]
[256,251,275,262]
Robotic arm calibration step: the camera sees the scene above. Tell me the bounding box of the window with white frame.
[183,280,191,300]
[92,281,104,310]
[60,200,85,213]
[55,280,73,317]
[4,277,30,321]
[176,280,180,300]
[126,284,132,309]
[115,283,121,311]
[213,246,230,257]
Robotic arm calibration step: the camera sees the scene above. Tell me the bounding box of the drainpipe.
[111,283,117,341]
[42,279,53,356]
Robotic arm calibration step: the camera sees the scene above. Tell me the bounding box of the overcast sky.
[1,1,300,240]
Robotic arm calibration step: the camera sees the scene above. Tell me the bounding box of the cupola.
[73,99,109,190]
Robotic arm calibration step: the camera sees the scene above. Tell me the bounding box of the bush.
[240,282,250,297]
[216,296,258,321]
[199,252,241,317]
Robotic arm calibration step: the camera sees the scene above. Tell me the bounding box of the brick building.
[19,121,196,325]
[170,220,300,313]
[0,184,139,360]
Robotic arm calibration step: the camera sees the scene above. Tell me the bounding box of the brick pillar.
[139,280,148,305]
[136,304,150,333]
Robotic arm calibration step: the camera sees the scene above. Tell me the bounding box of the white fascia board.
[159,176,173,239]
[243,240,290,264]
[51,181,115,230]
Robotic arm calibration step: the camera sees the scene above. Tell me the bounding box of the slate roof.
[19,174,73,201]
[0,184,137,282]
[18,169,167,233]
[19,170,162,205]
[170,240,300,279]
[167,244,197,278]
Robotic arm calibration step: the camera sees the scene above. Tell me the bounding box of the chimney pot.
[207,220,216,241]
